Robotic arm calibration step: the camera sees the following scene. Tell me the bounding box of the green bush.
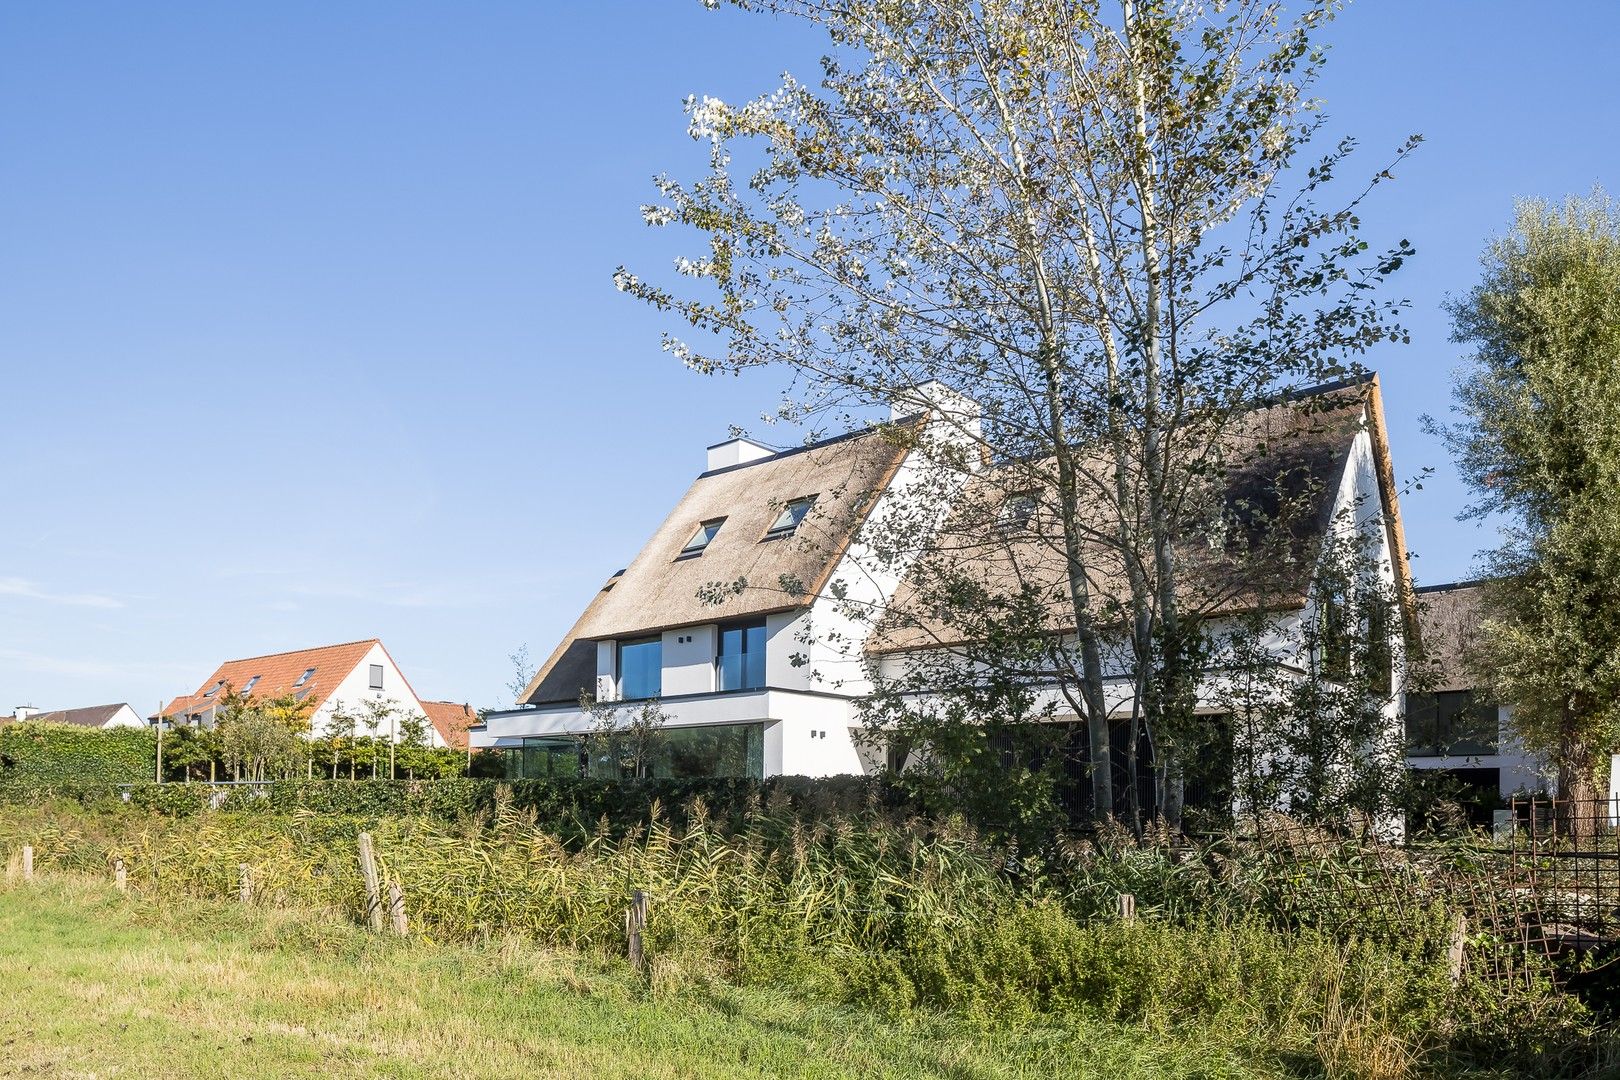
[0,775,908,835]
[0,723,156,789]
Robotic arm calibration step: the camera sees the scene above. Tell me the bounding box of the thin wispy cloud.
[0,577,122,609]
[0,646,193,683]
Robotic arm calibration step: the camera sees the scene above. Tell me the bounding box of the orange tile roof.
[162,639,382,719]
[420,700,478,749]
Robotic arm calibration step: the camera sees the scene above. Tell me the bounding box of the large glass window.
[502,724,765,781]
[1407,691,1498,757]
[717,620,767,692]
[618,637,662,700]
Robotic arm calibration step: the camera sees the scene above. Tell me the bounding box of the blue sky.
[1,2,1615,714]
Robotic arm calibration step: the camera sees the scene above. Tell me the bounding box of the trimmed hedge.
[0,722,157,788]
[0,775,913,835]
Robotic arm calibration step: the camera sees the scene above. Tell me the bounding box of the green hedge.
[0,775,911,835]
[0,723,157,788]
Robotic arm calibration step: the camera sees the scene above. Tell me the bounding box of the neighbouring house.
[421,700,478,750]
[160,639,447,747]
[1405,580,1620,819]
[475,374,1417,809]
[6,703,145,730]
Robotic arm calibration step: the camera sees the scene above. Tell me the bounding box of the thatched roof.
[870,378,1411,654]
[1413,581,1488,693]
[520,419,918,705]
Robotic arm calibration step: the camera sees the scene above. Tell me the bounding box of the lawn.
[0,877,1287,1080]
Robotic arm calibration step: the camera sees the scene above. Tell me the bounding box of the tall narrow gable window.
[680,518,726,558]
[765,496,817,539]
[369,664,385,690]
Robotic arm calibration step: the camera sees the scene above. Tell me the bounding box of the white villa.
[6,703,145,730]
[160,638,448,747]
[476,374,1440,811]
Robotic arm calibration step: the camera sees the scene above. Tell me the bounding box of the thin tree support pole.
[388,880,407,937]
[357,832,384,932]
[626,889,649,973]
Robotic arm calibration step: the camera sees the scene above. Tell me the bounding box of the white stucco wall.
[312,643,438,747]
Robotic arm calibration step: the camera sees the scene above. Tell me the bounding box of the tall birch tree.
[619,0,1414,820]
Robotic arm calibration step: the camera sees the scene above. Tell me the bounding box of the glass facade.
[502,722,765,780]
[1406,691,1498,756]
[618,637,662,700]
[717,620,767,692]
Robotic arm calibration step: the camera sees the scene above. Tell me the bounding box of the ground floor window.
[502,722,765,780]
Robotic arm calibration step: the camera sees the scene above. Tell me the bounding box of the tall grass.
[0,798,1607,1078]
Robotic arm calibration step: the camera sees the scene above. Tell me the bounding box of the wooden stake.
[357,832,384,932]
[21,845,33,882]
[1118,892,1136,922]
[1447,912,1468,986]
[626,889,648,973]
[239,864,253,904]
[115,858,127,893]
[388,880,407,936]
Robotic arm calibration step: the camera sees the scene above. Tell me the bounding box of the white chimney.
[889,379,983,446]
[706,437,776,472]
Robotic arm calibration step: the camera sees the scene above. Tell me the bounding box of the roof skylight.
[765,496,817,538]
[240,675,261,694]
[294,667,316,686]
[680,518,726,557]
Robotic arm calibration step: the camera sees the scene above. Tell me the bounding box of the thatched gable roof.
[520,419,918,705]
[870,377,1411,654]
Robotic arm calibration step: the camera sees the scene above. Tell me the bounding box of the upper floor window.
[765,496,817,539]
[202,680,224,698]
[240,675,261,695]
[295,667,316,686]
[680,518,726,558]
[997,491,1038,532]
[717,620,767,692]
[1407,690,1498,757]
[369,664,385,690]
[619,637,662,700]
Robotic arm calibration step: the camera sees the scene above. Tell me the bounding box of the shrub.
[0,723,156,789]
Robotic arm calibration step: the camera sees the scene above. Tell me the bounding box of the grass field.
[0,877,1318,1080]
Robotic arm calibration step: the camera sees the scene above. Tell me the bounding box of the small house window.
[717,620,767,692]
[240,675,261,694]
[295,667,316,686]
[998,491,1038,532]
[765,496,817,539]
[369,664,384,690]
[680,518,726,558]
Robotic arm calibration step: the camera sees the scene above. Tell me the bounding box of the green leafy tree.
[215,688,312,782]
[1434,190,1620,815]
[620,0,1415,823]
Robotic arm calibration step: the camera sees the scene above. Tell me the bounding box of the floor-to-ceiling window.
[717,620,767,692]
[503,723,765,780]
[618,636,662,700]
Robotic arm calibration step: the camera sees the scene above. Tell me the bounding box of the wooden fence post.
[1447,912,1469,986]
[115,858,127,893]
[1118,893,1136,922]
[21,845,32,882]
[626,889,649,973]
[238,864,253,905]
[388,880,407,937]
[357,832,384,932]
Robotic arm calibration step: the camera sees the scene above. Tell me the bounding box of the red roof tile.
[162,639,382,720]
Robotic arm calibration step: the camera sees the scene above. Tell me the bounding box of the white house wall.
[312,643,438,747]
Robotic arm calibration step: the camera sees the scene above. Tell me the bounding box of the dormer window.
[679,518,726,558]
[294,667,316,686]
[765,496,817,539]
[240,675,261,694]
[998,491,1038,532]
